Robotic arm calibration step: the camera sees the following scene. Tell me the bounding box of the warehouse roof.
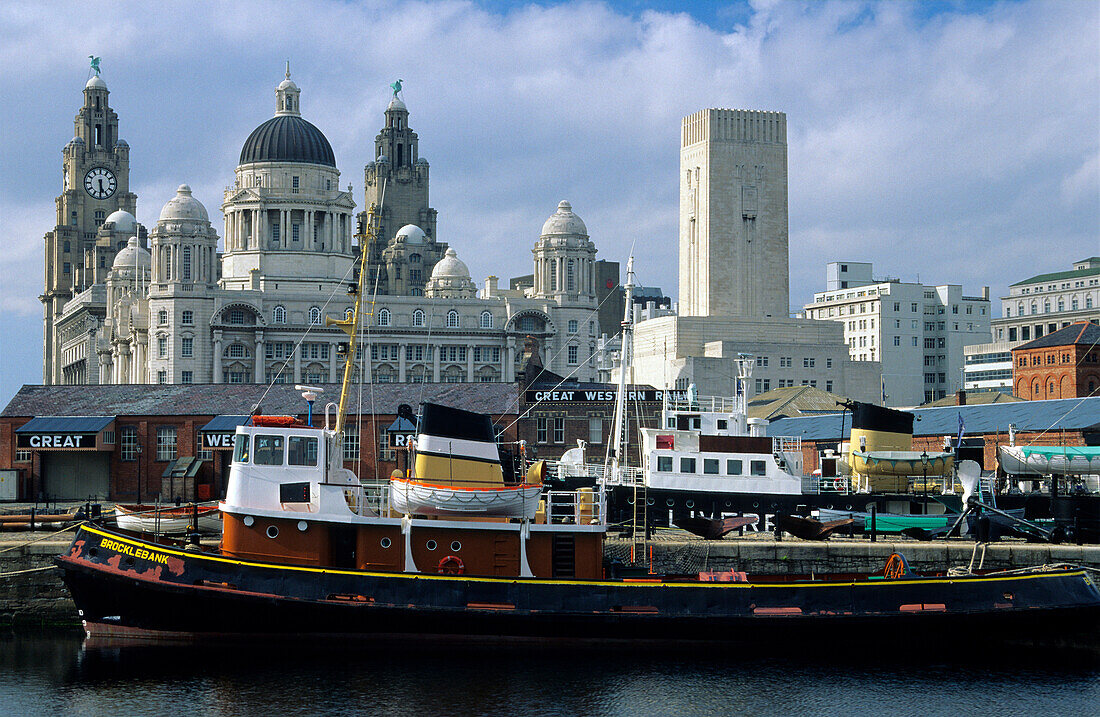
[767,396,1100,441]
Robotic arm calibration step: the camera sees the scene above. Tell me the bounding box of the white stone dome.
[85,75,107,90]
[112,236,151,271]
[395,224,426,244]
[116,138,129,148]
[540,200,588,237]
[103,210,137,233]
[430,247,471,280]
[159,184,209,222]
[278,77,299,91]
[387,96,407,112]
[69,136,85,146]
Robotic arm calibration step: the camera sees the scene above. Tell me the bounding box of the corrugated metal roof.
[768,397,1100,441]
[2,383,520,420]
[747,385,848,420]
[200,415,252,432]
[14,415,115,433]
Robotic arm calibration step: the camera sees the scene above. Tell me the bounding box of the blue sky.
[0,0,1097,403]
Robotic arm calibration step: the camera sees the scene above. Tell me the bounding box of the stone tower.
[678,109,789,318]
[42,71,138,383]
[361,90,441,294]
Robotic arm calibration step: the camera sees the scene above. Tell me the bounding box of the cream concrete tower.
[679,109,789,318]
[42,70,138,383]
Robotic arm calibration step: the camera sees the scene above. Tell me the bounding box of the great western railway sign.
[525,389,686,404]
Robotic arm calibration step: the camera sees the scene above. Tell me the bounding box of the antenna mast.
[328,204,376,434]
[606,255,635,471]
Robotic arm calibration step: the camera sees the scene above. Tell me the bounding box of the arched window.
[1072,297,1079,310]
[589,321,595,336]
[1058,299,1065,311]
[447,310,459,328]
[413,309,425,327]
[226,343,250,358]
[410,253,421,264]
[272,305,286,324]
[1030,302,1037,315]
[1044,301,1051,313]
[378,308,391,326]
[309,306,321,325]
[345,307,353,320]
[480,311,493,329]
[568,319,578,334]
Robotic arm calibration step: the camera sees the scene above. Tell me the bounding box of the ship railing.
[802,475,852,495]
[772,436,801,454]
[665,395,738,413]
[543,487,606,526]
[541,460,645,487]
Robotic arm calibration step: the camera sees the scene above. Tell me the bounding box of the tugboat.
[54,211,1100,648]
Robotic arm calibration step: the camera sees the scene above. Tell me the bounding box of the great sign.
[524,389,686,404]
[16,433,97,450]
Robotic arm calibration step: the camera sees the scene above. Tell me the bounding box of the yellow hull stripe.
[77,524,1088,590]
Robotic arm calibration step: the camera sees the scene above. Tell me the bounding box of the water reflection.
[1,632,1097,717]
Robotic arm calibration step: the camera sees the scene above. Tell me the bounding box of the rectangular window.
[826,380,833,392]
[158,336,167,358]
[342,425,359,461]
[288,436,318,466]
[680,457,697,473]
[755,356,768,367]
[233,434,250,464]
[726,459,742,475]
[181,336,193,358]
[156,426,177,461]
[15,450,31,462]
[703,458,719,475]
[120,426,137,461]
[750,460,767,476]
[291,175,300,193]
[588,417,602,444]
[157,370,167,384]
[568,345,578,365]
[182,310,193,325]
[253,434,285,465]
[553,417,565,443]
[536,418,547,444]
[656,456,673,472]
[292,224,300,242]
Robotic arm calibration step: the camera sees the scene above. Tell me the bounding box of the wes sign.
[17,433,97,450]
[202,433,236,450]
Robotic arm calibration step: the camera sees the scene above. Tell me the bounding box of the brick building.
[1011,322,1100,400]
[0,383,517,502]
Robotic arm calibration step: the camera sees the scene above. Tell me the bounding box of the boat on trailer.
[53,217,1100,647]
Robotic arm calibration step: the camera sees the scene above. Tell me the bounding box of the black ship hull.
[57,524,1100,649]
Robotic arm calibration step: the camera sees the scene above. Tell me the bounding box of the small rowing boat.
[114,504,222,534]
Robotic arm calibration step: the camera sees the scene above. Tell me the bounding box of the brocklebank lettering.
[525,389,686,404]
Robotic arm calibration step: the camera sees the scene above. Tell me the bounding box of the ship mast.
[327,204,376,435]
[606,255,635,472]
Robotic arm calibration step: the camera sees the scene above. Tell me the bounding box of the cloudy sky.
[0,0,1096,403]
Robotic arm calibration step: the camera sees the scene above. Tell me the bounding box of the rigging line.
[366,265,382,481]
[253,260,358,412]
[493,278,629,422]
[417,302,438,409]
[493,327,624,440]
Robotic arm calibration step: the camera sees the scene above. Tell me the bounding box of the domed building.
[44,69,608,390]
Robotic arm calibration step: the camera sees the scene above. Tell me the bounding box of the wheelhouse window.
[680,457,696,473]
[750,460,767,476]
[288,436,319,466]
[233,434,250,463]
[253,435,285,466]
[656,456,673,472]
[726,459,742,475]
[703,458,719,475]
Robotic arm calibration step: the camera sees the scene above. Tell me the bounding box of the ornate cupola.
[532,200,597,302]
[275,62,301,117]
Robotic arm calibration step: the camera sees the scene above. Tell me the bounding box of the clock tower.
[42,70,138,383]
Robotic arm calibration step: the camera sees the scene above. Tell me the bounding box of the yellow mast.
[326,204,376,435]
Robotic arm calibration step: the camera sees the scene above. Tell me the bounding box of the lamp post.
[920,450,929,515]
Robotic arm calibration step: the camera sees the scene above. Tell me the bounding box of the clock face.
[84,167,116,199]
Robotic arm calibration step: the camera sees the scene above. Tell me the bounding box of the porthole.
[266,525,279,539]
[450,541,461,552]
[243,516,255,527]
[686,500,695,508]
[646,498,655,506]
[380,537,392,549]
[724,501,731,508]
[426,540,438,551]
[845,504,852,510]
[297,521,308,532]
[752,502,760,509]
[626,497,635,505]
[665,498,675,507]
